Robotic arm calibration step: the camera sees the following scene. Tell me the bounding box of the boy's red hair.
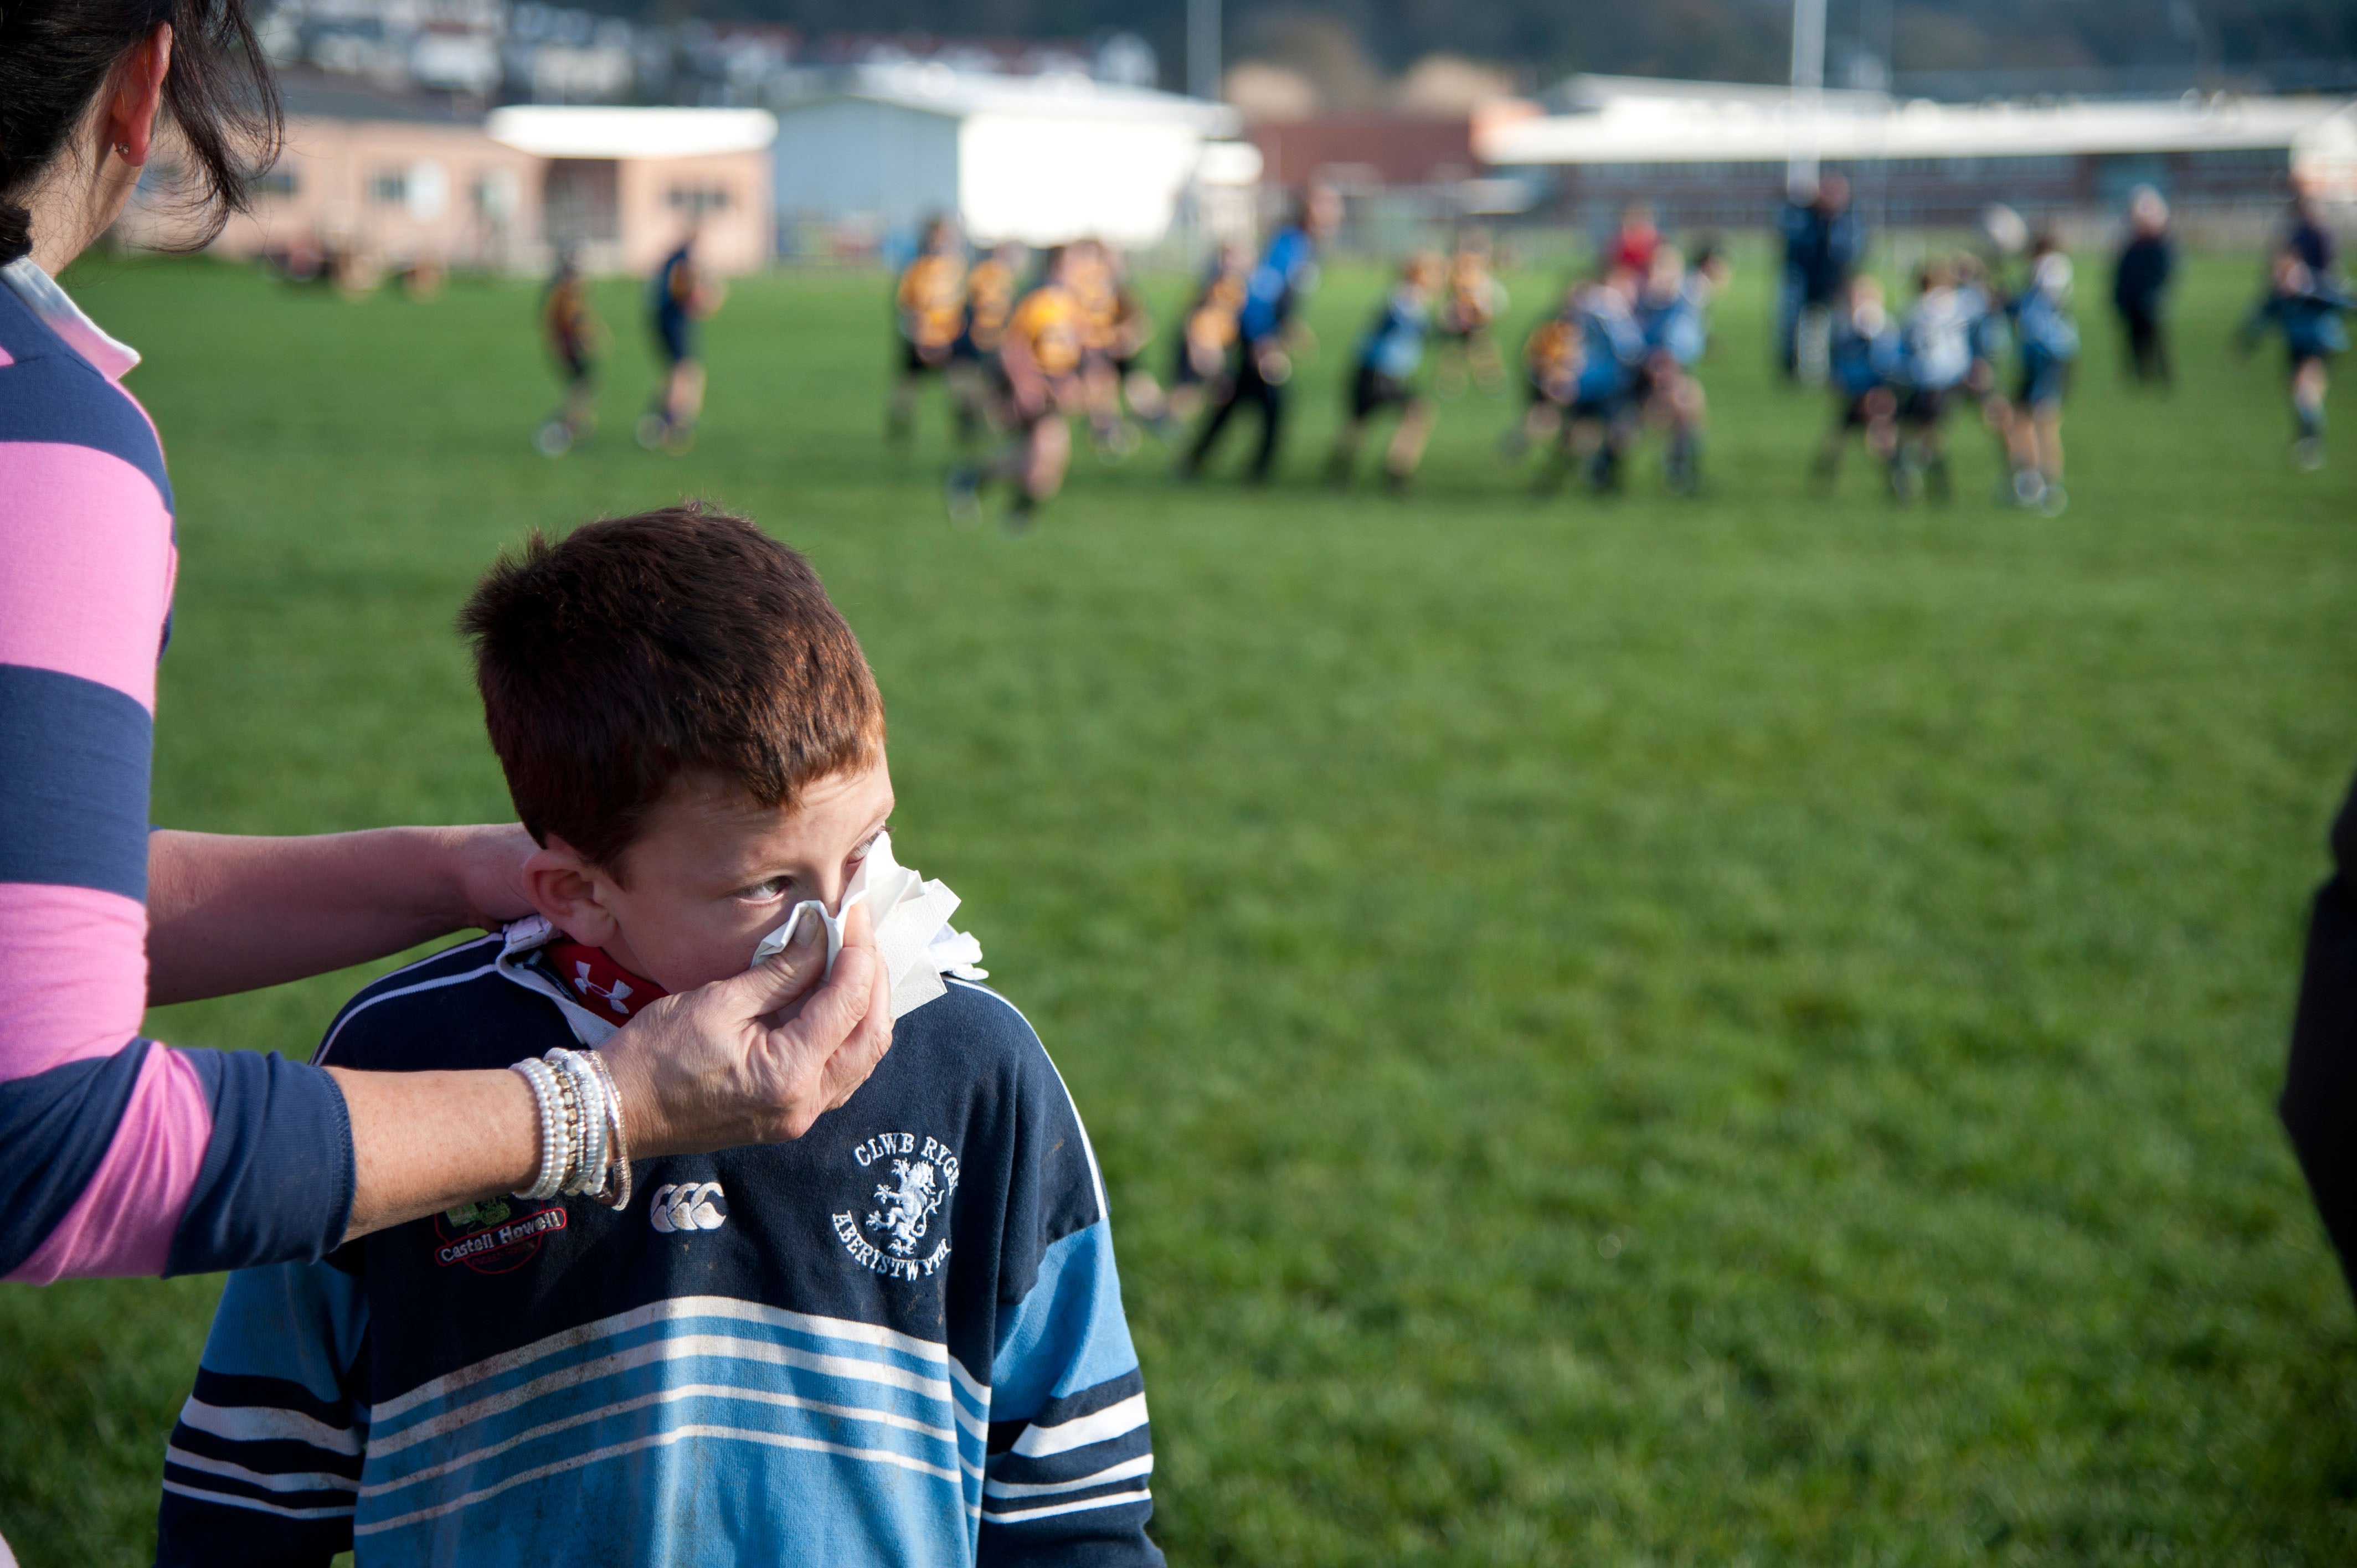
[460,503,883,875]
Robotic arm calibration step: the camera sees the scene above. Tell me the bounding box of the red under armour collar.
[548,941,669,1022]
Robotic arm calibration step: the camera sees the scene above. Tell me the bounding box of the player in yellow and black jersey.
[1107,257,1181,442]
[1436,230,1509,396]
[1504,291,1585,460]
[534,249,603,456]
[946,246,1090,529]
[1169,243,1247,426]
[948,241,1021,445]
[1062,239,1136,454]
[889,216,968,447]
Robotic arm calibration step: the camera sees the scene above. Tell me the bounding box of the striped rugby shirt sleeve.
[979,1018,1162,1566]
[156,1255,369,1566]
[0,266,353,1282]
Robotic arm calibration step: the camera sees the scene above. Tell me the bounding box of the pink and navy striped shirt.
[0,258,352,1283]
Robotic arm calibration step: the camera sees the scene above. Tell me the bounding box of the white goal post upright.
[1789,0,1829,193]
[1188,0,1221,104]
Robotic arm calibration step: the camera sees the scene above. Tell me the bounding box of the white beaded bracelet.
[550,1049,608,1198]
[551,1059,583,1192]
[510,1057,565,1200]
[514,1047,637,1206]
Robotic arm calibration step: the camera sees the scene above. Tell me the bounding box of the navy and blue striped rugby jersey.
[156,927,1162,1567]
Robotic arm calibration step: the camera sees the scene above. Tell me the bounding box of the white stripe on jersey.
[352,1421,960,1535]
[984,1452,1153,1500]
[983,1484,1153,1525]
[1010,1392,1148,1458]
[176,1396,364,1454]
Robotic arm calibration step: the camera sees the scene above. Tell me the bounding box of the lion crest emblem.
[833,1132,962,1280]
[867,1158,950,1256]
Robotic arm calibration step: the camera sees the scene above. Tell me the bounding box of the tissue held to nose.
[750,832,985,1021]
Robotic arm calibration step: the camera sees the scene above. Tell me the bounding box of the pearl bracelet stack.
[510,1046,634,1208]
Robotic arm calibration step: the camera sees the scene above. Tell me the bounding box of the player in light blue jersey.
[2003,238,2081,512]
[1812,274,1903,491]
[1954,252,2020,503]
[1892,259,1977,502]
[1548,265,1649,494]
[1327,252,1440,490]
[2242,245,2353,471]
[1633,245,1717,494]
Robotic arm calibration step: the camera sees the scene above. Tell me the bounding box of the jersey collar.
[2,257,141,381]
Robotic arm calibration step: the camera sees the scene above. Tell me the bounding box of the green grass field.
[3,245,2354,1565]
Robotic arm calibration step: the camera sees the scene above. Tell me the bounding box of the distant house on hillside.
[486,105,776,275]
[120,73,774,278]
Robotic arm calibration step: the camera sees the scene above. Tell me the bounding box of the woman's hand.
[445,822,539,931]
[336,903,894,1239]
[599,900,895,1156]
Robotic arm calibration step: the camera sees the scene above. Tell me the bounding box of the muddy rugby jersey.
[157,919,1161,1567]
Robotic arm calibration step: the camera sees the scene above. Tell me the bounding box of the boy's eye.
[740,876,791,902]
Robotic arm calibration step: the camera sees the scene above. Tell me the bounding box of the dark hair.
[459,503,885,876]
[0,0,280,265]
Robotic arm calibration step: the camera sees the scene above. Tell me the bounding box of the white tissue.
[749,831,984,1020]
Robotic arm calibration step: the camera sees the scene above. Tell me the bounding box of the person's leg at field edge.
[1180,364,1246,477]
[639,343,698,451]
[1181,348,1270,479]
[663,358,704,451]
[1385,396,1435,486]
[564,359,596,439]
[1776,266,1803,378]
[2292,354,2330,468]
[887,355,923,445]
[1248,365,1285,482]
[948,410,1068,528]
[1020,412,1072,515]
[2029,404,2063,489]
[1325,408,1368,482]
[2123,307,2169,385]
[1666,375,1706,492]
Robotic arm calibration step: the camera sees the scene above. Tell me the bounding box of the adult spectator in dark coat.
[1777,173,1864,382]
[2112,186,2174,385]
[2286,769,2357,1303]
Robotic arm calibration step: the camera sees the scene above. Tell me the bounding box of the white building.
[768,65,1241,249]
[1481,78,2356,172]
[1473,76,2357,232]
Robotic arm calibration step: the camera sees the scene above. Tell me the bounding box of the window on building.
[252,166,297,198]
[367,168,408,205]
[544,158,620,244]
[666,185,732,218]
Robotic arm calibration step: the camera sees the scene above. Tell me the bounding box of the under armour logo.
[650,1182,727,1234]
[574,961,633,1016]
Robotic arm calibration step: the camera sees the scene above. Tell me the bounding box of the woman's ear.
[105,24,174,167]
[524,837,621,948]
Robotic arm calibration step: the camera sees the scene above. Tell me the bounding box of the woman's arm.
[146,824,536,1005]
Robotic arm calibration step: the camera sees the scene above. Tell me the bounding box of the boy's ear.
[524,836,622,948]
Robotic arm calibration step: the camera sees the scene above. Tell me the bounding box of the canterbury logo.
[649,1182,727,1234]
